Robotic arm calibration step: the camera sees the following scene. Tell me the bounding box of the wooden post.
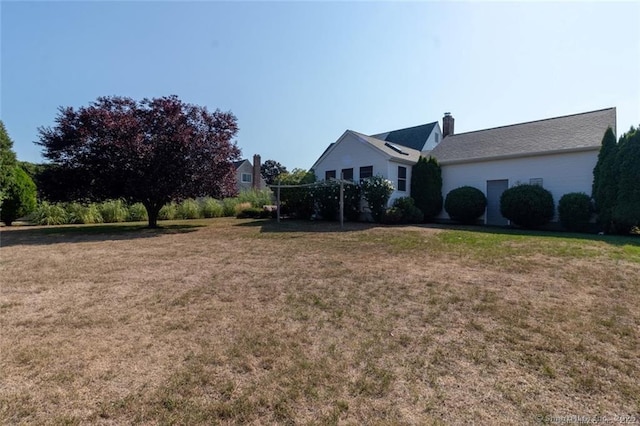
[276,180,281,223]
[340,173,344,229]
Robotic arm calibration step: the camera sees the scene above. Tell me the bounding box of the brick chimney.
[443,112,454,138]
[252,154,261,190]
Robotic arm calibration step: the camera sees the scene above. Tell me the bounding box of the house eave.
[436,145,600,166]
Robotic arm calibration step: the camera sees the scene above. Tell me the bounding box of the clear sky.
[2,1,639,172]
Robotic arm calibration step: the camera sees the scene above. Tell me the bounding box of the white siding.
[438,150,599,222]
[313,132,390,183]
[422,123,443,151]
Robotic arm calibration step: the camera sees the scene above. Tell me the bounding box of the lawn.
[1,218,639,425]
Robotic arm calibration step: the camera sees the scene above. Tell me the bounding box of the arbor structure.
[410,156,443,221]
[38,95,240,227]
[260,160,288,185]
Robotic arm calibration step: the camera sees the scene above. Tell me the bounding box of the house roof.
[430,107,616,164]
[233,159,250,169]
[350,131,422,164]
[371,121,438,151]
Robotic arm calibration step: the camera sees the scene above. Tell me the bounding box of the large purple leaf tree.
[37,95,240,227]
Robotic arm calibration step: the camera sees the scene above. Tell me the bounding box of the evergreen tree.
[612,126,640,233]
[591,127,618,232]
[0,121,18,204]
[1,166,37,225]
[411,156,443,221]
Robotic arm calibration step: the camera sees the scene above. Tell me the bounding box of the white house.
[233,154,267,193]
[311,108,616,224]
[312,122,441,203]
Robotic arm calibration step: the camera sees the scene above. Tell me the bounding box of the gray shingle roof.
[350,130,422,164]
[430,108,616,164]
[371,122,438,151]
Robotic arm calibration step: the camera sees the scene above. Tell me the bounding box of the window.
[325,170,336,180]
[435,133,440,143]
[530,178,543,186]
[398,166,407,191]
[359,166,373,181]
[241,173,252,183]
[341,168,353,181]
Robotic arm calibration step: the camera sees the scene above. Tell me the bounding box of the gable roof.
[371,121,438,151]
[311,130,422,170]
[350,131,422,164]
[233,159,250,169]
[430,107,616,164]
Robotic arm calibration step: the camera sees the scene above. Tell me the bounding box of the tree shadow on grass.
[234,218,377,234]
[0,223,203,248]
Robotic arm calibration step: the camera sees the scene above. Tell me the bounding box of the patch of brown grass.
[1,219,639,424]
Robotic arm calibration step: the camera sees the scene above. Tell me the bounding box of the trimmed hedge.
[500,184,554,228]
[444,186,487,224]
[558,192,593,232]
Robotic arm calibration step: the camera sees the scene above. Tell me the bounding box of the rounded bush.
[1,166,37,226]
[66,202,104,224]
[444,186,487,224]
[158,202,178,220]
[558,192,593,232]
[384,197,424,224]
[500,184,554,228]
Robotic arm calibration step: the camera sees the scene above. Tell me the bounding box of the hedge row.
[28,190,274,225]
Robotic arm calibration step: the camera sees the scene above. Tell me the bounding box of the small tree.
[591,127,618,232]
[411,156,442,221]
[500,184,554,228]
[361,175,394,222]
[1,166,37,225]
[0,121,18,205]
[612,126,640,233]
[261,160,288,185]
[37,95,240,228]
[558,192,593,232]
[444,186,487,224]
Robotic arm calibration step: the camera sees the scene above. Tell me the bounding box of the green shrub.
[444,186,487,224]
[361,176,394,223]
[1,166,37,225]
[236,189,273,208]
[411,156,443,221]
[221,198,239,217]
[29,201,68,225]
[176,199,201,219]
[384,197,424,224]
[558,192,593,232]
[199,197,223,218]
[310,181,361,221]
[128,202,148,222]
[66,202,104,224]
[158,202,178,220]
[236,206,270,219]
[500,184,554,228]
[97,199,128,223]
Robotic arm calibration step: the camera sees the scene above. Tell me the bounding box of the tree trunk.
[144,202,162,228]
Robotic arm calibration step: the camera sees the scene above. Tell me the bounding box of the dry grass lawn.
[1,218,639,425]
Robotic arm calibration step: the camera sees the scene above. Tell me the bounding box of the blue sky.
[2,1,639,171]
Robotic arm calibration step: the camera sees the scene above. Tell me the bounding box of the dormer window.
[435,133,440,143]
